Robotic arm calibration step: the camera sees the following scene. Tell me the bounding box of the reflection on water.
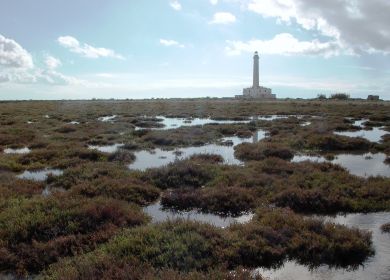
[88,143,124,153]
[134,115,308,130]
[335,127,388,143]
[42,186,66,197]
[129,130,266,170]
[98,115,117,122]
[3,147,31,154]
[17,169,63,181]
[144,200,254,228]
[335,119,388,143]
[135,116,251,130]
[292,153,389,178]
[255,212,390,280]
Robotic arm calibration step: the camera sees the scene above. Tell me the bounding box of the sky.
[0,0,390,100]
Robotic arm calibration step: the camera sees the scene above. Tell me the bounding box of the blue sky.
[1,0,389,100]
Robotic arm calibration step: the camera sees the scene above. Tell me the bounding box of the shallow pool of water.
[98,115,117,122]
[144,200,254,228]
[3,147,31,154]
[293,153,389,178]
[135,116,251,130]
[17,169,63,181]
[88,143,124,153]
[134,115,309,130]
[129,131,266,170]
[255,212,390,280]
[335,127,388,143]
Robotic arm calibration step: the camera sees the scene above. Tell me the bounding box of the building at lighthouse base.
[241,86,275,99]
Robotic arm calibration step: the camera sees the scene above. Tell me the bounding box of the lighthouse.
[253,51,259,88]
[237,51,276,99]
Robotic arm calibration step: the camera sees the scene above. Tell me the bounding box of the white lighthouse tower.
[238,51,275,99]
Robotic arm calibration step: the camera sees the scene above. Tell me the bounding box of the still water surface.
[144,200,254,228]
[129,130,266,170]
[256,212,390,280]
[293,153,389,178]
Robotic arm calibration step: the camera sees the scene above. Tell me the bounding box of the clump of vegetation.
[162,186,256,216]
[42,256,263,280]
[144,157,219,189]
[55,125,77,133]
[381,223,390,233]
[0,195,148,275]
[141,126,222,147]
[107,149,136,163]
[71,177,160,205]
[317,93,327,100]
[330,93,350,100]
[305,134,371,151]
[234,142,294,161]
[40,209,373,279]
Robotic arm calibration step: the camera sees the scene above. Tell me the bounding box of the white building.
[236,51,276,99]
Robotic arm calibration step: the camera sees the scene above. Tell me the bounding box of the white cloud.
[225,33,344,57]
[210,0,218,5]
[159,39,185,48]
[210,12,237,24]
[57,36,125,59]
[169,0,182,11]
[0,35,91,87]
[0,34,33,69]
[45,55,62,70]
[246,0,390,54]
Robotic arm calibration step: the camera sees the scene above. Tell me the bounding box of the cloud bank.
[247,0,390,55]
[0,34,33,69]
[226,33,343,57]
[58,36,124,59]
[210,12,237,24]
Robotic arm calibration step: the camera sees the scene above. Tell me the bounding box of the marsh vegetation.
[0,99,389,279]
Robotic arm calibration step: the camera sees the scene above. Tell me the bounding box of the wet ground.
[293,152,390,177]
[128,130,267,170]
[144,200,254,228]
[256,212,390,280]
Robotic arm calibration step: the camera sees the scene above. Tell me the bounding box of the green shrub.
[0,195,148,274]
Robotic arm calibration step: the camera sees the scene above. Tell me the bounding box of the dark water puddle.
[144,200,254,228]
[3,147,31,154]
[255,212,390,280]
[293,153,389,178]
[17,169,63,181]
[129,130,266,170]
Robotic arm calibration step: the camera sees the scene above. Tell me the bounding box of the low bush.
[145,158,219,189]
[55,126,76,133]
[42,254,263,280]
[107,149,136,163]
[234,142,294,161]
[0,195,148,274]
[381,223,390,233]
[161,186,256,216]
[71,178,160,205]
[40,210,373,278]
[306,134,371,151]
